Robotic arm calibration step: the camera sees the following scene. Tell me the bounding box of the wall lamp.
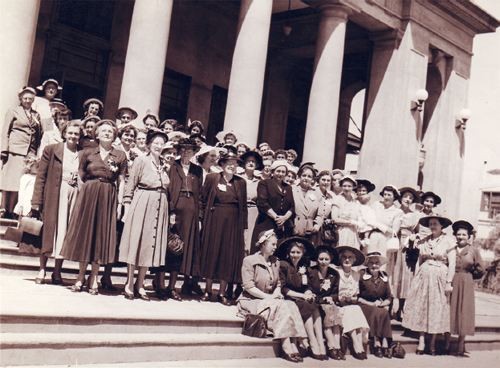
[456,108,471,130]
[414,89,428,112]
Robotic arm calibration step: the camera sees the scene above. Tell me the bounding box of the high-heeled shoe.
[51,274,63,285]
[291,353,303,362]
[455,350,470,358]
[135,285,150,301]
[100,277,117,291]
[415,348,425,355]
[89,288,98,295]
[429,349,436,356]
[124,286,135,300]
[352,351,365,360]
[374,346,384,358]
[35,270,45,285]
[383,347,392,359]
[217,294,231,306]
[282,352,301,363]
[328,348,339,360]
[71,281,83,292]
[166,288,182,301]
[201,292,212,302]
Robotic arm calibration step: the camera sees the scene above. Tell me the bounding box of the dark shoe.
[217,294,231,306]
[291,353,303,362]
[455,351,470,358]
[310,353,323,361]
[362,351,368,360]
[191,283,204,296]
[51,274,63,285]
[166,288,182,301]
[415,349,425,355]
[328,348,339,360]
[282,352,301,363]
[234,284,243,299]
[201,292,212,302]
[374,347,384,358]
[383,347,392,359]
[71,281,83,292]
[429,349,436,356]
[89,288,98,295]
[100,278,117,291]
[155,288,167,300]
[181,283,193,296]
[353,351,365,360]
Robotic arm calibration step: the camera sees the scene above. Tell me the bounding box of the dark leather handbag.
[322,221,338,244]
[167,227,184,256]
[242,313,267,338]
[471,264,485,280]
[391,342,406,359]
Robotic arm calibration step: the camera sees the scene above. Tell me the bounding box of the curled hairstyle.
[61,120,83,143]
[118,125,137,139]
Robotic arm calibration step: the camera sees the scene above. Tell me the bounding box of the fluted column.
[119,0,173,126]
[0,0,40,130]
[223,0,273,147]
[302,4,351,170]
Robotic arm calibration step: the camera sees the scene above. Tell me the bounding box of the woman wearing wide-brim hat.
[160,137,203,300]
[115,107,138,124]
[443,220,484,357]
[83,98,104,118]
[1,87,42,219]
[417,191,442,238]
[239,150,263,255]
[277,237,327,360]
[392,187,421,320]
[198,150,247,305]
[358,252,394,358]
[331,244,370,360]
[402,214,456,356]
[33,79,62,120]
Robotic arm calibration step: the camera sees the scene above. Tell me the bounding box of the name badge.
[218,183,227,192]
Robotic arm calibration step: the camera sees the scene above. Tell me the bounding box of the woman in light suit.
[1,87,42,219]
[292,164,321,243]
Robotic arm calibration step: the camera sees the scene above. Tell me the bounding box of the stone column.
[119,0,173,127]
[223,0,273,147]
[0,0,40,128]
[357,25,427,194]
[302,4,351,170]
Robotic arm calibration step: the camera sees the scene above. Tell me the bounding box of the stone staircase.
[1,219,500,366]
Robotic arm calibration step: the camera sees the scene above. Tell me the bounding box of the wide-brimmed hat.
[50,98,67,109]
[192,145,220,164]
[340,175,357,187]
[18,86,36,98]
[363,251,388,266]
[270,160,292,173]
[173,137,201,152]
[314,245,339,264]
[146,128,169,145]
[275,237,315,260]
[37,79,62,91]
[419,215,452,229]
[92,119,117,141]
[356,179,376,193]
[240,150,264,170]
[217,150,242,166]
[216,130,241,143]
[167,131,188,142]
[115,107,138,120]
[83,98,103,110]
[161,141,177,154]
[399,187,421,204]
[142,109,159,125]
[333,245,365,267]
[420,191,442,206]
[452,220,474,235]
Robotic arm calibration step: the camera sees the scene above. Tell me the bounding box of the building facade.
[1,0,498,219]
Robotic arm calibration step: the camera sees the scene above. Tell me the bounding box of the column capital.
[303,0,357,18]
[369,28,405,51]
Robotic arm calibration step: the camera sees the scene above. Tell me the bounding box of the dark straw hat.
[314,245,339,264]
[333,245,365,267]
[275,237,315,260]
[146,128,169,145]
[420,191,442,206]
[419,215,452,229]
[356,179,376,193]
[240,150,264,170]
[452,220,474,235]
[399,187,421,203]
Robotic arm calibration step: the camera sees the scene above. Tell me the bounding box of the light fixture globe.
[460,108,471,122]
[415,89,429,104]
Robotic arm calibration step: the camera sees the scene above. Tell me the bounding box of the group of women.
[1,82,484,361]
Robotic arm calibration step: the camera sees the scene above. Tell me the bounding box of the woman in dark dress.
[277,237,327,360]
[309,246,343,360]
[162,138,202,300]
[61,120,127,295]
[251,160,294,254]
[358,252,394,359]
[199,150,247,305]
[444,220,484,357]
[80,115,99,150]
[30,121,82,285]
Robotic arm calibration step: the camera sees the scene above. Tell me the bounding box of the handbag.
[391,342,406,359]
[322,221,338,244]
[4,226,23,243]
[386,236,400,253]
[241,307,270,338]
[471,264,485,280]
[19,217,43,236]
[167,227,184,256]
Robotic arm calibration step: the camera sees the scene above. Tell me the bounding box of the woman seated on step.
[237,230,307,363]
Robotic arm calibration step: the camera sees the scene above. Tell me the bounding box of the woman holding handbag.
[237,230,307,363]
[118,129,170,300]
[30,121,82,284]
